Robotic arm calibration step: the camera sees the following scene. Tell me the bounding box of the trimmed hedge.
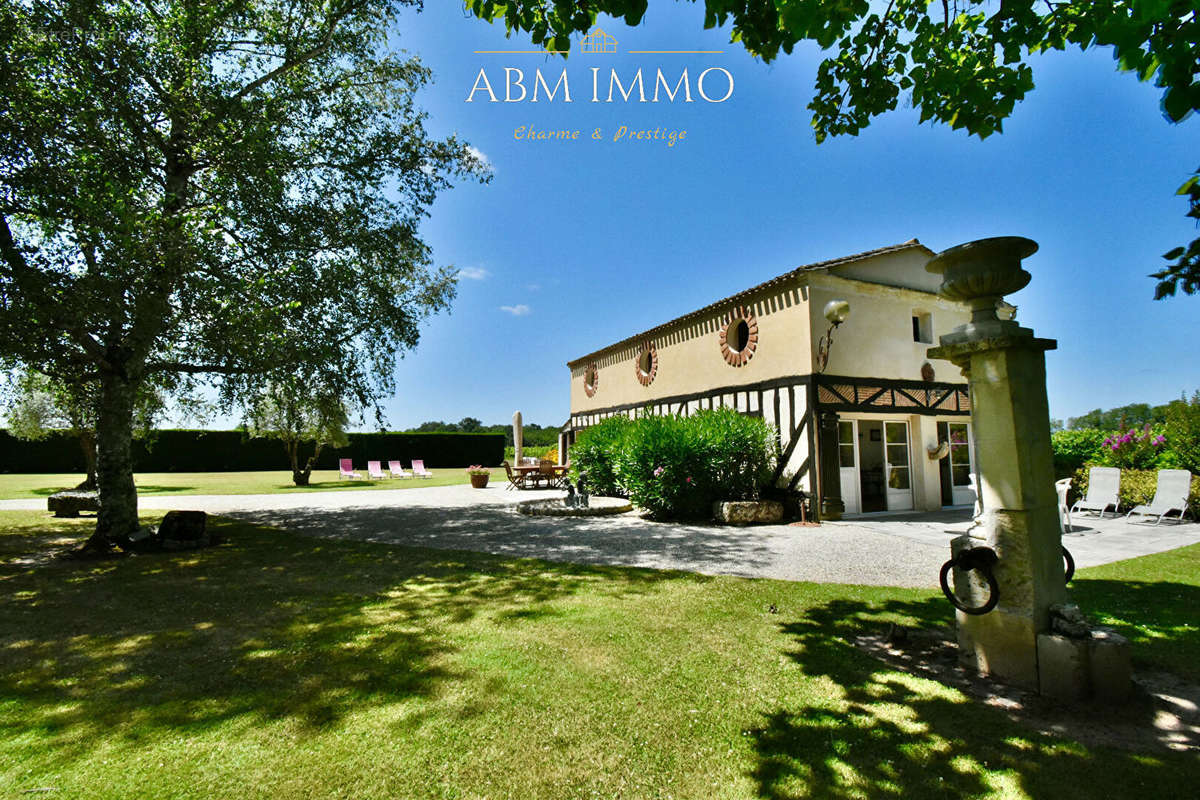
[1070,466,1200,518]
[0,429,504,473]
[570,409,778,520]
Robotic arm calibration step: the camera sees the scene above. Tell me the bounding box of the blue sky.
[358,3,1198,430]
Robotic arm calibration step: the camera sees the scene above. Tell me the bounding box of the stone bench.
[47,491,100,518]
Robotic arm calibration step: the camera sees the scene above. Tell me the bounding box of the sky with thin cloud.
[214,4,1200,431]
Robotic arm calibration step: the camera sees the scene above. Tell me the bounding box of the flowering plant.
[1101,423,1166,470]
[465,465,491,476]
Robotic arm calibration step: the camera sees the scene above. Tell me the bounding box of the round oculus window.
[584,363,599,397]
[635,341,658,386]
[720,306,758,367]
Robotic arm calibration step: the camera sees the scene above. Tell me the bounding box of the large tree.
[466,0,1199,297]
[0,0,487,551]
[243,375,352,486]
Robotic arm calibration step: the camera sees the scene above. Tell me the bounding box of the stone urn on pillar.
[927,237,1129,700]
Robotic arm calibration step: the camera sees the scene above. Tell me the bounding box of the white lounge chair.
[338,458,362,480]
[388,460,411,479]
[1055,478,1073,533]
[1126,469,1193,525]
[367,460,386,480]
[411,459,433,479]
[1070,467,1120,519]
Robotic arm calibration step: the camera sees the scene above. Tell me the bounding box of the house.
[559,239,979,518]
[580,27,618,54]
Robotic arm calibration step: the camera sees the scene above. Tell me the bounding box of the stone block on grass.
[47,490,100,518]
[712,500,784,525]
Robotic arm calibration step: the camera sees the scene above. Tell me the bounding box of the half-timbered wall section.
[564,375,816,492]
[814,375,970,416]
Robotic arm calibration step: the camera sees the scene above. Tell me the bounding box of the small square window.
[912,311,932,344]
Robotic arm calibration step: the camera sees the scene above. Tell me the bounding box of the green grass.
[1,511,1196,799]
[1067,543,1200,679]
[0,469,486,500]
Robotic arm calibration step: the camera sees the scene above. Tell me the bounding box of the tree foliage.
[2,370,165,489]
[244,377,352,486]
[1165,390,1200,474]
[467,0,1200,297]
[0,1,487,548]
[1068,402,1169,430]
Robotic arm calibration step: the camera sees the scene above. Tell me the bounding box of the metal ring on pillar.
[939,548,1001,616]
[1063,546,1075,584]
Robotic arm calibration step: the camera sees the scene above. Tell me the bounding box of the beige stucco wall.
[568,280,813,414]
[832,246,943,293]
[807,272,971,382]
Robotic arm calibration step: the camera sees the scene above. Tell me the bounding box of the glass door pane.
[948,422,971,486]
[883,421,913,511]
[838,421,855,467]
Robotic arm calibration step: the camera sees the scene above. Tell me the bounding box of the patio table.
[514,464,568,489]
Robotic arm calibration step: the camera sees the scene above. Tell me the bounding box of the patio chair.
[1126,469,1193,525]
[338,458,362,480]
[1070,467,1120,519]
[1055,478,1073,533]
[388,460,412,479]
[411,459,433,479]
[367,460,386,480]
[502,460,526,490]
[538,459,563,489]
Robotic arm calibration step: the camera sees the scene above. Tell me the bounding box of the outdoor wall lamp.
[816,299,850,373]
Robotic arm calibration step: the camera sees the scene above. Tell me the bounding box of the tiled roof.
[566,239,933,368]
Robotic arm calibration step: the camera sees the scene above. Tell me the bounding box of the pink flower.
[686,476,693,484]
[653,466,665,477]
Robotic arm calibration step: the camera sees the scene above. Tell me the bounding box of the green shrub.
[1051,429,1107,478]
[1094,423,1170,470]
[504,444,554,462]
[1165,391,1200,474]
[568,415,634,497]
[570,408,778,520]
[1070,466,1200,518]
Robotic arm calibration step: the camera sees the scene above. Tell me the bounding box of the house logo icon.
[580,27,617,54]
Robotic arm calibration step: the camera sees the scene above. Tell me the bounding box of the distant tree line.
[1051,391,1200,477]
[407,418,558,448]
[1059,402,1174,431]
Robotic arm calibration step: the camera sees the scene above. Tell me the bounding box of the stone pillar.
[817,410,844,521]
[927,237,1067,691]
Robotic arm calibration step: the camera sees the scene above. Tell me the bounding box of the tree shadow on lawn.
[228,502,803,582]
[748,595,1200,799]
[1068,578,1200,681]
[25,485,196,496]
[0,514,683,768]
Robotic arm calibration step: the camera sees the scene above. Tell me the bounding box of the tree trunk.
[75,430,98,491]
[87,372,139,552]
[287,439,311,486]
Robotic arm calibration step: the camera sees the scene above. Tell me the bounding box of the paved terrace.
[4,485,1197,588]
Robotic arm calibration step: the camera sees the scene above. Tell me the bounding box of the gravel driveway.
[6,484,1196,588]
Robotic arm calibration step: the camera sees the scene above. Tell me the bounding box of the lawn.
[0,510,1196,799]
[0,469,487,500]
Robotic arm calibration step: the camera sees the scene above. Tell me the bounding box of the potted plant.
[466,465,491,488]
